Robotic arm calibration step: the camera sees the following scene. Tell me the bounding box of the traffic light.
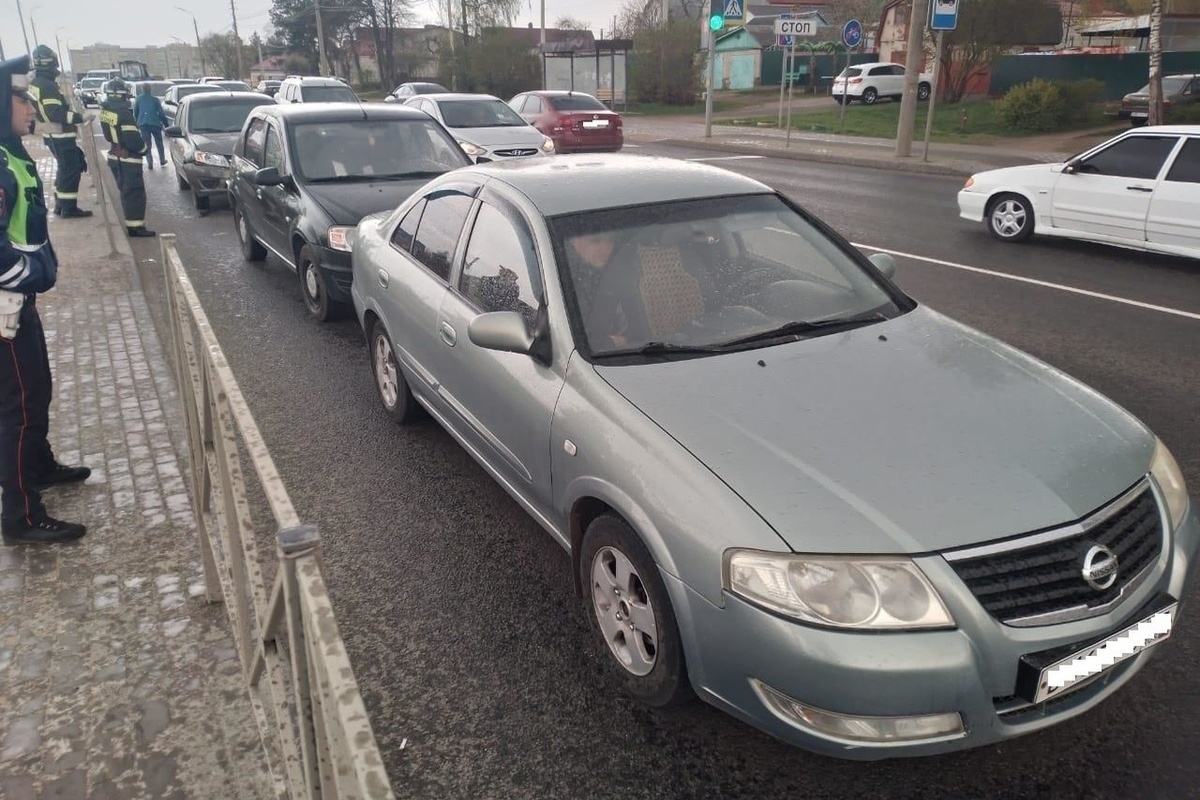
[709,0,725,32]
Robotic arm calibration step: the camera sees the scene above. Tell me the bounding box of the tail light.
[849,78,863,85]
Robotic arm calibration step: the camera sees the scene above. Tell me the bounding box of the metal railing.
[159,235,395,800]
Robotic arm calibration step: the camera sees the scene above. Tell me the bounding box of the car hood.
[450,125,545,147]
[302,178,434,225]
[593,307,1154,555]
[973,161,1065,185]
[189,131,240,155]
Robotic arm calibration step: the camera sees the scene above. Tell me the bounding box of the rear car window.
[549,95,607,112]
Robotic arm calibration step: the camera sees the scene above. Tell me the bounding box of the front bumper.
[313,245,353,303]
[957,188,989,223]
[667,503,1199,760]
[180,162,233,197]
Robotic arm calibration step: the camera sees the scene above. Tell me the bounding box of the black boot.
[2,515,87,546]
[35,463,92,489]
[128,227,157,238]
[59,206,93,218]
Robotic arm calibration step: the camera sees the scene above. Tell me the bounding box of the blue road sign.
[842,18,863,49]
[931,0,960,31]
[723,0,743,23]
[778,12,793,47]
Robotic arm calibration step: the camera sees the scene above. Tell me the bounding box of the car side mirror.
[868,252,896,280]
[165,126,183,138]
[254,166,286,186]
[468,311,535,356]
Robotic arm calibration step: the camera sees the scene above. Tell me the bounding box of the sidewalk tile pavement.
[0,139,272,800]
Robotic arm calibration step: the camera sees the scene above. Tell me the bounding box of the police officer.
[28,44,92,218]
[0,55,90,546]
[99,78,155,237]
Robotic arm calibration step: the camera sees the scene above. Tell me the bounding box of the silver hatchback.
[349,155,1197,759]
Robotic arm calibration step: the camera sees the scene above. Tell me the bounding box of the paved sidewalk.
[0,140,272,799]
[624,116,1085,177]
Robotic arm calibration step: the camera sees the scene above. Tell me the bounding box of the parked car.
[508,90,623,153]
[75,77,105,108]
[404,93,555,162]
[256,79,282,97]
[166,91,276,213]
[198,76,228,84]
[227,103,471,321]
[958,125,1200,258]
[349,153,1196,759]
[1119,73,1200,126]
[167,78,199,86]
[163,83,225,124]
[385,81,448,102]
[275,76,358,104]
[831,62,933,105]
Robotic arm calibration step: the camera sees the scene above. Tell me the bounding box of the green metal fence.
[761,50,877,91]
[990,51,1200,100]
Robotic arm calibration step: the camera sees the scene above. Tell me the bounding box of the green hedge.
[994,78,1106,132]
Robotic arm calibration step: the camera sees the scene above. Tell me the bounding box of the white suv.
[832,62,933,105]
[275,76,359,104]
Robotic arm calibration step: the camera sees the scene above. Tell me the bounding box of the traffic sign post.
[922,1,958,160]
[837,19,862,135]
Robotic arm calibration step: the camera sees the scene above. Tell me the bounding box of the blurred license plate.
[582,120,610,129]
[1017,602,1175,704]
[1132,112,1148,118]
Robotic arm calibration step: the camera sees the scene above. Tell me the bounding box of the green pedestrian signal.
[709,13,725,31]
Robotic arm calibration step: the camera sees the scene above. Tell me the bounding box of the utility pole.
[895,0,931,158]
[1148,0,1164,125]
[230,0,244,79]
[315,2,330,76]
[30,17,39,48]
[15,0,31,55]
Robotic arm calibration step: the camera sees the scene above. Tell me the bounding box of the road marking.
[854,243,1200,322]
[685,155,767,162]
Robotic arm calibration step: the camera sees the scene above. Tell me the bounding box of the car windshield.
[216,81,251,92]
[841,67,864,78]
[177,85,222,99]
[188,99,270,133]
[290,118,468,182]
[301,85,358,102]
[142,83,170,98]
[1135,77,1190,94]
[551,194,909,358]
[81,79,103,88]
[549,94,607,112]
[439,98,528,128]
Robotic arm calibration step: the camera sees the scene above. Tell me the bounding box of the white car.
[404,93,555,162]
[832,62,932,105]
[958,125,1200,258]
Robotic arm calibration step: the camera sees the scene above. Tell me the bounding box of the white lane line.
[685,155,767,162]
[853,243,1200,322]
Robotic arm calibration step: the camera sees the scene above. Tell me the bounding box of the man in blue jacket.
[0,55,90,545]
[134,83,168,170]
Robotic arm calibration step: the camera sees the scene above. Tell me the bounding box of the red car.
[508,90,623,154]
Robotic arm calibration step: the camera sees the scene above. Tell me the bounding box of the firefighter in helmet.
[99,78,155,237]
[28,44,92,218]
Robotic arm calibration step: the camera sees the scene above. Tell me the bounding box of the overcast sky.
[0,0,629,65]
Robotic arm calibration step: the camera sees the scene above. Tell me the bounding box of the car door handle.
[439,321,456,347]
[377,269,389,288]
[1126,185,1154,193]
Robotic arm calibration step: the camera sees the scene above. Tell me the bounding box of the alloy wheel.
[991,198,1028,239]
[590,545,659,677]
[374,333,399,409]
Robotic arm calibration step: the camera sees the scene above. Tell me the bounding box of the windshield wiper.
[592,341,727,360]
[719,310,889,348]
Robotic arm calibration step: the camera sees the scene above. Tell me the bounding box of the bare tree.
[363,0,415,89]
[554,16,592,31]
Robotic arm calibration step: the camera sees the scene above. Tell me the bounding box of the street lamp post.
[175,6,207,75]
[29,8,41,48]
[15,0,31,54]
[54,26,67,71]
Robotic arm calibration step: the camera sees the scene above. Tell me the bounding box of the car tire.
[918,82,932,101]
[580,514,693,709]
[177,171,188,190]
[298,245,346,322]
[862,87,879,105]
[987,193,1035,243]
[233,205,267,262]
[193,190,210,213]
[368,318,419,424]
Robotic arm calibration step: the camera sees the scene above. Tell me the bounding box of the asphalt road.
[126,146,1200,800]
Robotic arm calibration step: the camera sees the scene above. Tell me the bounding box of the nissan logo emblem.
[1081,544,1119,592]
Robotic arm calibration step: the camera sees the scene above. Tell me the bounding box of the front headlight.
[457,140,486,157]
[963,176,975,189]
[327,226,357,253]
[1151,438,1190,531]
[725,550,955,630]
[193,150,231,168]
[541,136,555,154]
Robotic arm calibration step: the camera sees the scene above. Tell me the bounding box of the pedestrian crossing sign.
[724,0,743,21]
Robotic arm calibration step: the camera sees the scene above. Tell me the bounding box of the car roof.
[418,93,501,102]
[180,91,272,105]
[284,76,346,85]
[256,102,428,123]
[522,89,600,97]
[1129,125,1200,134]
[463,154,771,217]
